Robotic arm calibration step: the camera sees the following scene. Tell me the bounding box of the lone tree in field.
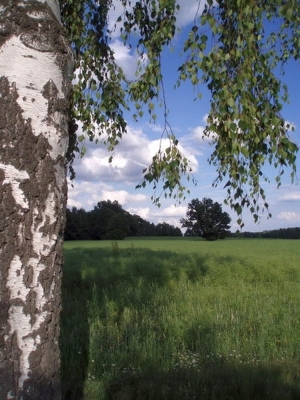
[0,0,299,398]
[181,198,231,240]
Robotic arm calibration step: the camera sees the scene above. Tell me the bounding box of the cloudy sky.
[67,0,300,233]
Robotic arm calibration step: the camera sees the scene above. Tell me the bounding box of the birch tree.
[0,0,299,399]
[0,1,72,399]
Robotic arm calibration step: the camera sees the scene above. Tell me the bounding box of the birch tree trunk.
[0,1,72,398]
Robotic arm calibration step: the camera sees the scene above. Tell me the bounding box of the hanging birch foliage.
[61,0,299,224]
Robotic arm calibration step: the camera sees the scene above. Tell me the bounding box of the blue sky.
[67,0,300,233]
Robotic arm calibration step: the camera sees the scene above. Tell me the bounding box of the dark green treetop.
[181,197,231,240]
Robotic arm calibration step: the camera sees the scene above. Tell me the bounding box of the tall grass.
[61,239,300,399]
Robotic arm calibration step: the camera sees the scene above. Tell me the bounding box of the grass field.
[61,238,300,399]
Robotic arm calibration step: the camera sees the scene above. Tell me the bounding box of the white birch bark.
[0,1,72,399]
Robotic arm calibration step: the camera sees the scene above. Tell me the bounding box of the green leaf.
[227,97,235,108]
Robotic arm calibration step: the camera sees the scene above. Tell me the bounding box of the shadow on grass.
[106,360,300,400]
[60,256,90,400]
[60,245,300,400]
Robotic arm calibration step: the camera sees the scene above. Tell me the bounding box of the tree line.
[231,227,300,240]
[65,200,182,240]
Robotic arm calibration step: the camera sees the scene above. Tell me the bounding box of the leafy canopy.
[60,0,299,226]
[181,197,231,240]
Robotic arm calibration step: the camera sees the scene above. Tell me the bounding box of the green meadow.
[61,238,300,399]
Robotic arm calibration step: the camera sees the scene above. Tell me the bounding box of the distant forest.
[231,227,300,239]
[65,200,300,241]
[64,200,182,240]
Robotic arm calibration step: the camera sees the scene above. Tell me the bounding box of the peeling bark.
[0,1,72,399]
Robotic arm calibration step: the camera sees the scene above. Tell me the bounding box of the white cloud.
[149,204,187,228]
[157,217,183,229]
[72,124,199,184]
[101,190,147,205]
[277,211,300,222]
[67,198,84,209]
[67,180,111,210]
[68,179,185,228]
[279,192,300,202]
[147,122,166,134]
[74,154,144,184]
[152,204,186,218]
[148,137,198,171]
[72,126,151,183]
[178,123,215,158]
[127,207,150,220]
[68,180,147,211]
[189,115,217,142]
[110,39,148,80]
[176,0,206,28]
[127,204,186,228]
[107,1,136,38]
[191,125,216,142]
